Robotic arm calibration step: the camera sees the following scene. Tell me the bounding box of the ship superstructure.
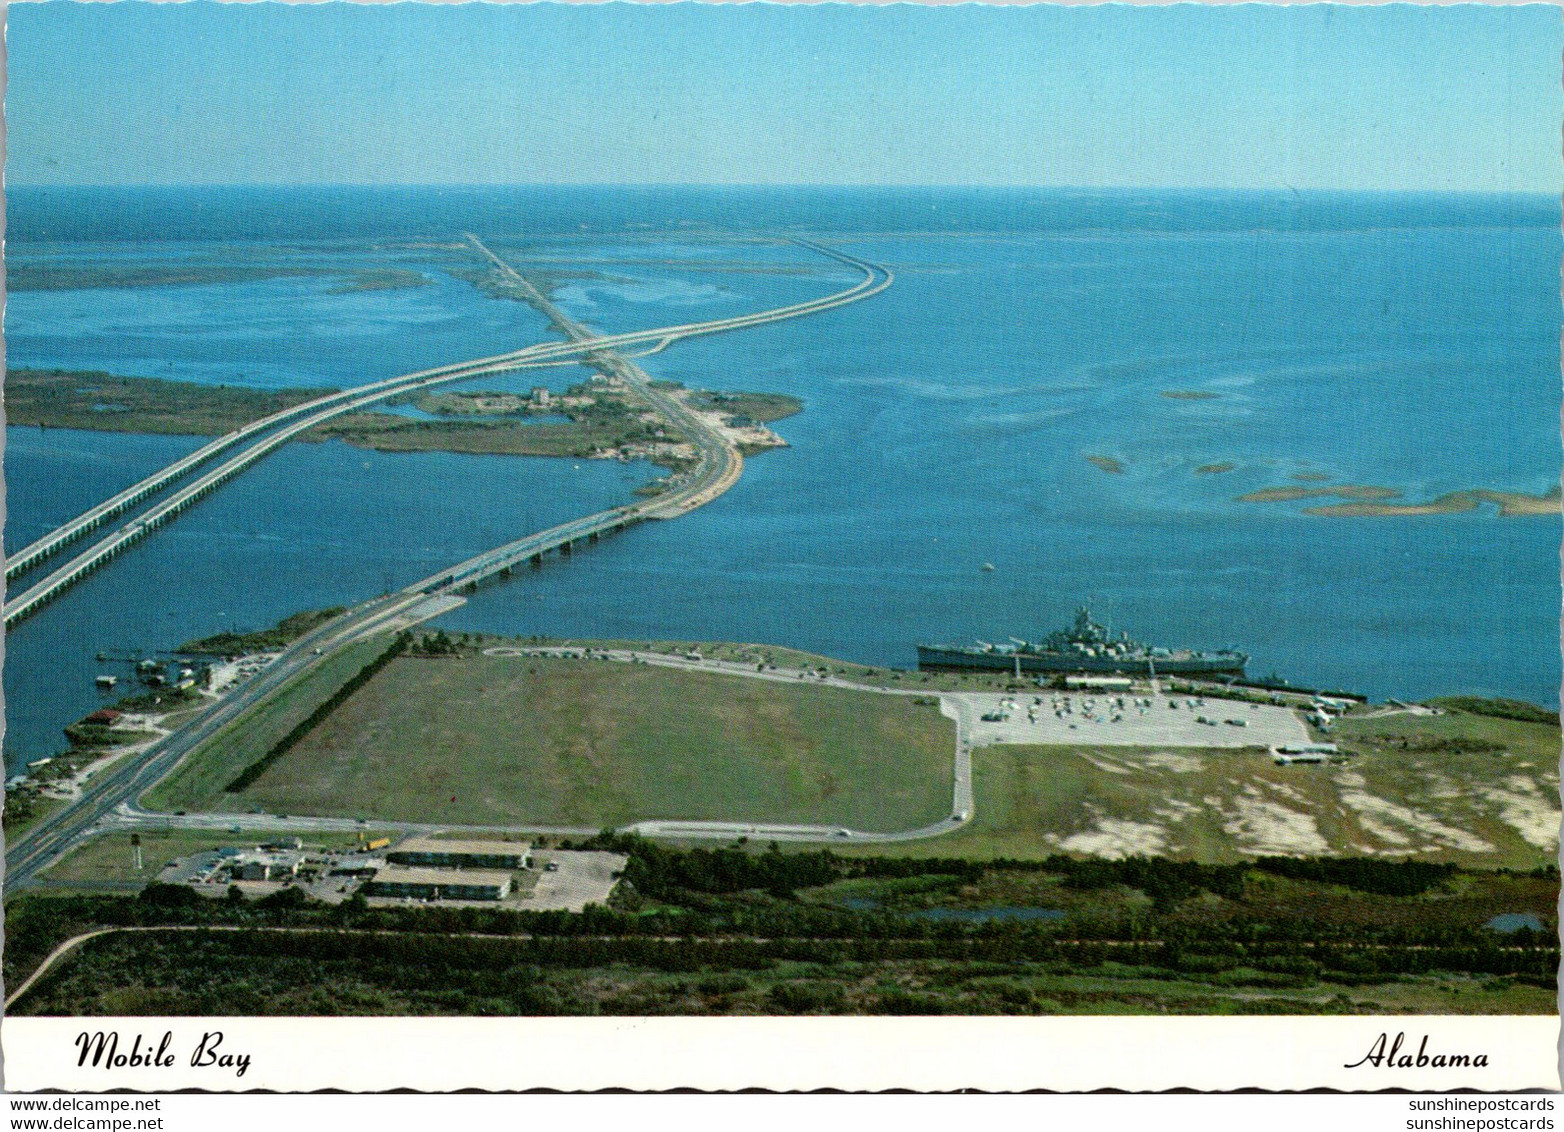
[917,607,1247,676]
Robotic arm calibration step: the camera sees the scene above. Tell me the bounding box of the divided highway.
[5,238,894,887]
[5,239,890,628]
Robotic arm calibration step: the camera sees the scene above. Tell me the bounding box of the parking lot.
[965,691,1310,749]
[528,850,627,912]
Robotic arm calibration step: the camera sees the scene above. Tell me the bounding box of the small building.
[387,837,531,870]
[1275,743,1340,755]
[232,850,302,881]
[328,855,385,878]
[84,708,123,726]
[1271,743,1340,766]
[363,865,512,902]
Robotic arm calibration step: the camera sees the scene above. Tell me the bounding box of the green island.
[142,632,1560,870]
[1085,454,1126,474]
[1304,487,1562,518]
[1238,484,1402,504]
[8,368,801,468]
[6,369,332,436]
[1239,481,1562,517]
[8,262,430,294]
[1194,462,1235,475]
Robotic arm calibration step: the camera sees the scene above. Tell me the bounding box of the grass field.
[227,654,956,830]
[845,710,1559,867]
[143,638,391,813]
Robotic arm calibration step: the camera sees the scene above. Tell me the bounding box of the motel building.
[363,864,514,902]
[386,837,532,870]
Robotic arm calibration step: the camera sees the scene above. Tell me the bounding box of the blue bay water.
[4,186,1559,771]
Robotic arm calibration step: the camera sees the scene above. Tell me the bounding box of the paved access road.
[5,241,895,886]
[4,591,447,891]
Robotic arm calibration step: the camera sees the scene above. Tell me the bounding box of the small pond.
[1485,913,1545,933]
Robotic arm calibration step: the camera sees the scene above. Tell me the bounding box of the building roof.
[370,864,514,888]
[391,837,531,858]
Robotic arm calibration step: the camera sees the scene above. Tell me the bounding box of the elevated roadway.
[5,239,890,627]
[5,238,892,884]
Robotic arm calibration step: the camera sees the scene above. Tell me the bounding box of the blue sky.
[7,1,1561,191]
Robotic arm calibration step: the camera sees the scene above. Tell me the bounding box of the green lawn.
[228,654,956,830]
[144,638,392,813]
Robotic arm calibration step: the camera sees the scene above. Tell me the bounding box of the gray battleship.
[917,607,1247,676]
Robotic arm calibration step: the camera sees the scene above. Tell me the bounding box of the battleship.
[917,608,1248,676]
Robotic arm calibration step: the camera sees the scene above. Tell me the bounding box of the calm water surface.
[5,187,1559,770]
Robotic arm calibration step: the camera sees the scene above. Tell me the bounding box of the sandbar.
[1238,484,1402,504]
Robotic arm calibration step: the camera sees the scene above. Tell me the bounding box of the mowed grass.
[144,638,392,813]
[232,655,956,830]
[845,711,1558,867]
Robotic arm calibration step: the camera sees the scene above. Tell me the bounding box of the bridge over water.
[5,240,890,628]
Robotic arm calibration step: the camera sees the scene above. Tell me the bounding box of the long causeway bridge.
[4,239,891,628]
[3,237,894,889]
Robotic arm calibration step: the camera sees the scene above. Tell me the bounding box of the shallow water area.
[6,186,1560,771]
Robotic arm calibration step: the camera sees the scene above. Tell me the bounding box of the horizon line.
[10,182,1562,197]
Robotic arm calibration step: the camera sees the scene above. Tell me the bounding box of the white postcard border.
[1,1015,1558,1093]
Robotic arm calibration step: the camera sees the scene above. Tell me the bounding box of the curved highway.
[5,240,890,627]
[5,238,893,886]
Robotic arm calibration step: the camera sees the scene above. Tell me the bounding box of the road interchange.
[5,238,900,888]
[5,239,890,626]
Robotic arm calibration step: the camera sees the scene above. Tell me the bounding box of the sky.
[6,1,1561,191]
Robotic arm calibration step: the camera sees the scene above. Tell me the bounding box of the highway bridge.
[3,238,892,886]
[4,239,890,627]
[6,347,577,583]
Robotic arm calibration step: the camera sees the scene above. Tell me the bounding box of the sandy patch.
[1476,777,1560,849]
[1349,811,1413,849]
[1339,790,1493,853]
[1059,812,1169,858]
[1264,780,1312,806]
[1139,751,1203,773]
[1156,799,1201,824]
[1219,795,1329,855]
[1078,754,1132,776]
[1422,773,1464,801]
